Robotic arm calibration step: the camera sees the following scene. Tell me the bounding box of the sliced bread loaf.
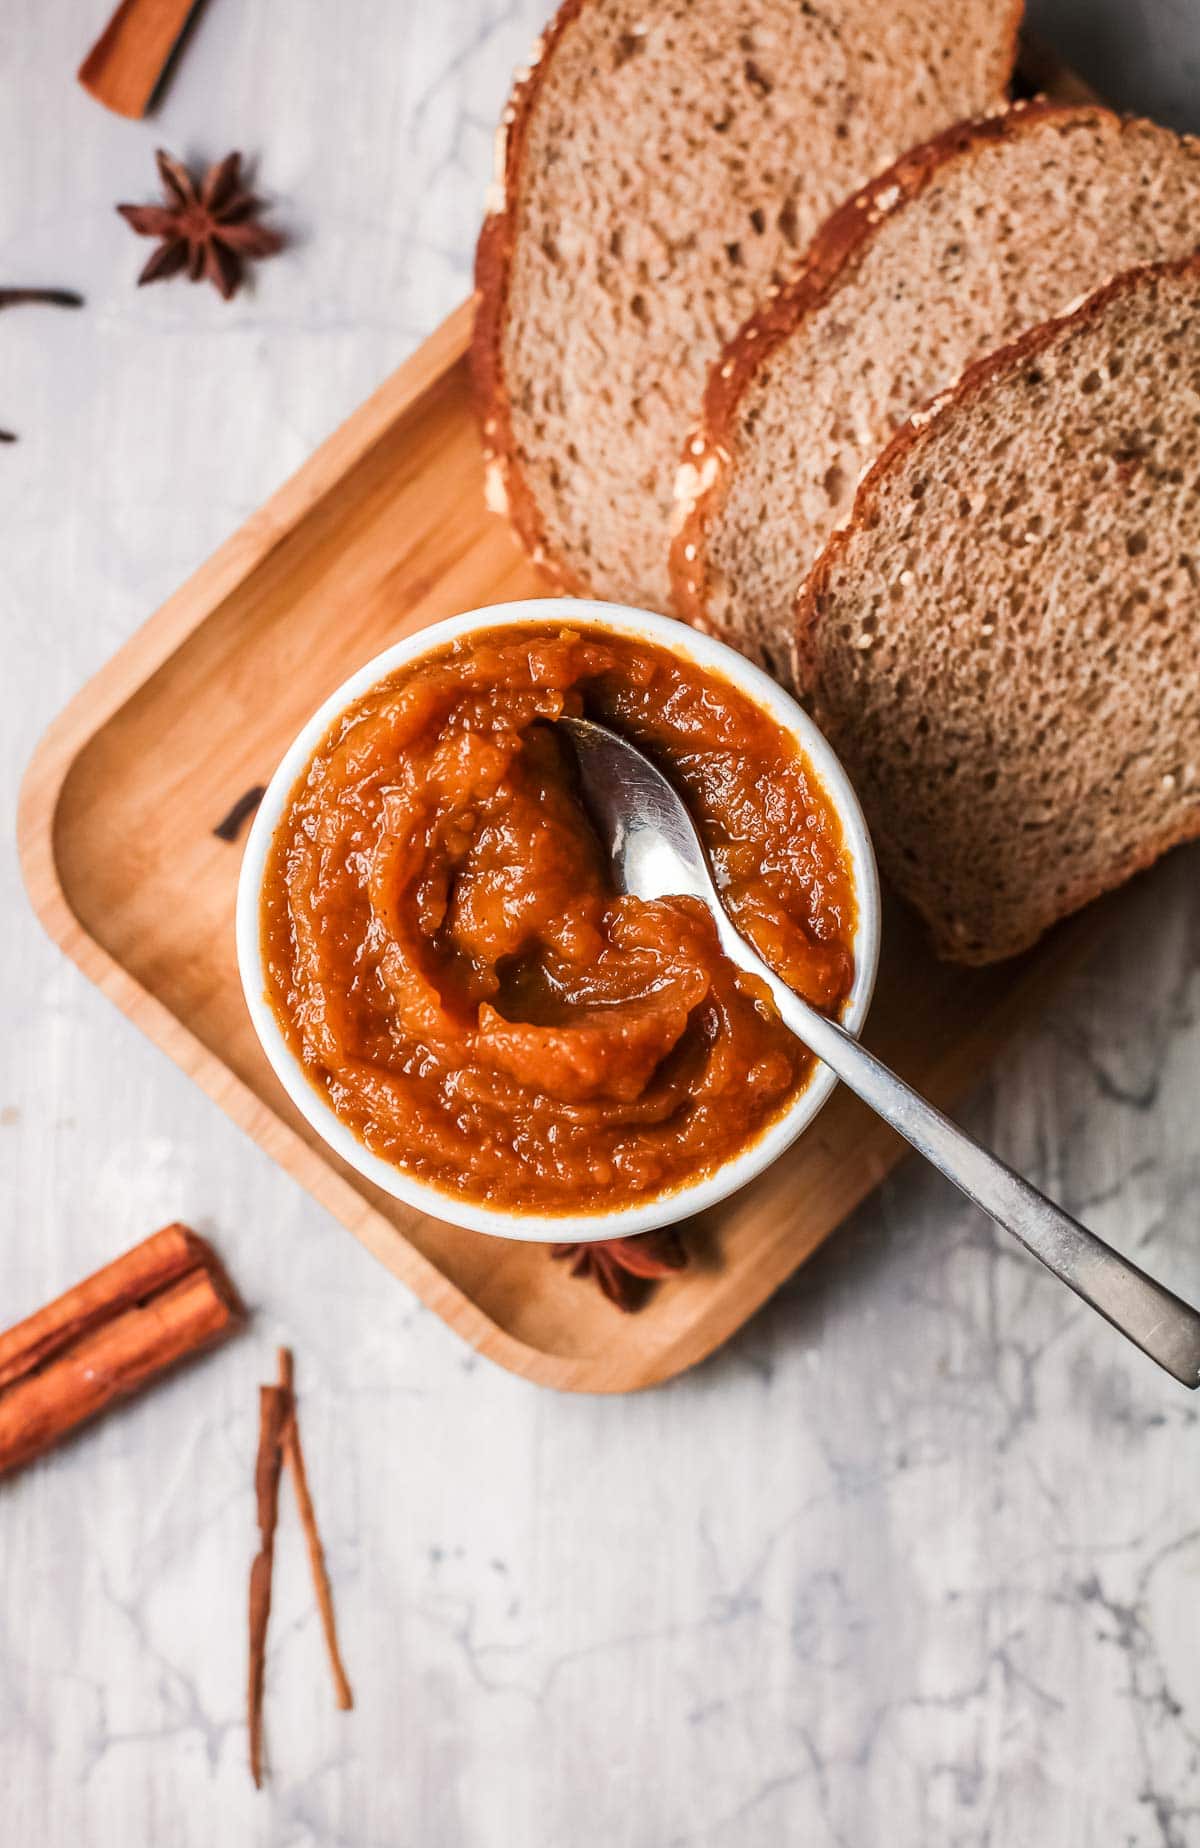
[671,105,1200,680]
[473,0,1021,613]
[795,256,1200,964]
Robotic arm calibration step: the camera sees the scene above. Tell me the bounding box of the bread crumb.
[873,184,901,213]
[483,460,510,516]
[488,113,513,211]
[911,388,956,431]
[675,453,722,503]
[515,27,546,82]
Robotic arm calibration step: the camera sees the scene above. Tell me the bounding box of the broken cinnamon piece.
[0,289,84,312]
[0,1224,242,1474]
[247,1380,288,1789]
[277,1348,353,1711]
[213,784,265,842]
[78,0,200,119]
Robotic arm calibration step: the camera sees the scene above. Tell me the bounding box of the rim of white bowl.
[236,599,881,1243]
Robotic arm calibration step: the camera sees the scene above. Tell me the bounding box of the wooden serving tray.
[19,44,1105,1393]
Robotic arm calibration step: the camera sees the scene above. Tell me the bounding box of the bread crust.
[668,94,1104,636]
[475,0,1024,602]
[471,0,592,595]
[794,252,1200,963]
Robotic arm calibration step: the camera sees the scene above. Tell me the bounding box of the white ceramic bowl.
[237,599,880,1242]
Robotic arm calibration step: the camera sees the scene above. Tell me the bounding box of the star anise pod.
[117,150,283,301]
[551,1229,688,1312]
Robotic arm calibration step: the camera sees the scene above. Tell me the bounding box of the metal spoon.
[559,715,1200,1388]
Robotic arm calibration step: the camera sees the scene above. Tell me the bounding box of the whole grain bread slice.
[671,104,1200,681]
[795,256,1200,965]
[473,0,1021,613]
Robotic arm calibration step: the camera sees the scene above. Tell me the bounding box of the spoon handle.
[722,925,1200,1388]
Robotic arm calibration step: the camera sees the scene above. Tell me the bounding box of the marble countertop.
[3,3,1198,1842]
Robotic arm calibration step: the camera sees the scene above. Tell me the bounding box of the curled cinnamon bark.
[247,1379,288,1789]
[247,1349,353,1787]
[0,1224,242,1475]
[0,289,84,311]
[78,0,199,120]
[277,1349,353,1711]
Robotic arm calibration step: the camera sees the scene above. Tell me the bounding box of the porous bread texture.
[796,257,1200,965]
[672,105,1200,681]
[473,0,1021,612]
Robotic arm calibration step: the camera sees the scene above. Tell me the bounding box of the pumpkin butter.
[261,625,857,1212]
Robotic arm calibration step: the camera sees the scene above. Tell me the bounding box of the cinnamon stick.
[0,1225,242,1475]
[247,1349,354,1786]
[247,1381,288,1790]
[277,1349,353,1710]
[0,1223,217,1388]
[78,0,200,119]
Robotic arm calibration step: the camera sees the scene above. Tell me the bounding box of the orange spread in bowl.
[261,624,856,1211]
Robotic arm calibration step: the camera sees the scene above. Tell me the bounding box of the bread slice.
[671,105,1200,680]
[795,256,1200,965]
[473,0,1021,613]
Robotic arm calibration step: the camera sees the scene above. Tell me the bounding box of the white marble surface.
[3,4,1199,1843]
